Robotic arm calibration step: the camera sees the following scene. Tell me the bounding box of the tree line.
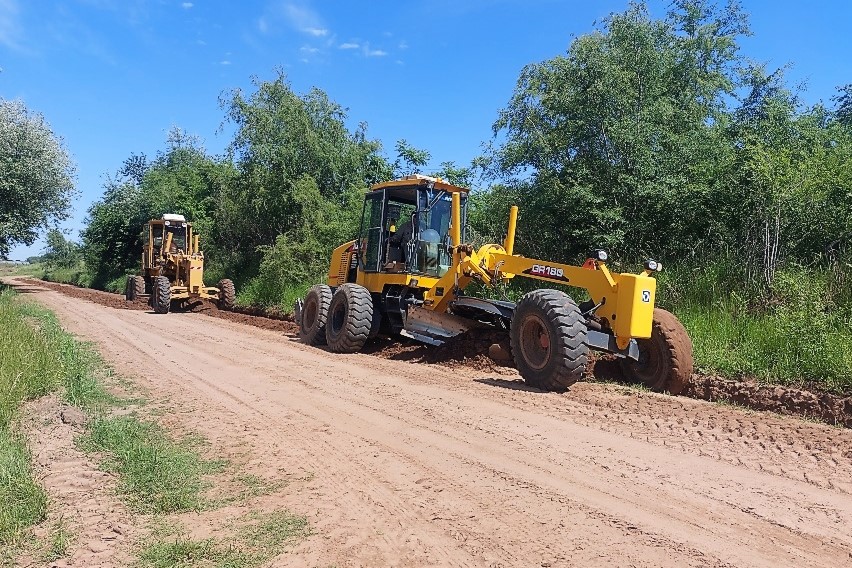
[9,0,852,312]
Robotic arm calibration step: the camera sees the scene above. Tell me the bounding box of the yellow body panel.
[609,273,655,345]
[326,239,441,292]
[186,257,205,293]
[326,241,355,286]
[358,272,439,291]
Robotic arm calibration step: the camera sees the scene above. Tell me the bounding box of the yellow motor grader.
[295,176,693,393]
[125,214,235,314]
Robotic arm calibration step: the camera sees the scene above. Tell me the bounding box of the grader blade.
[403,306,481,346]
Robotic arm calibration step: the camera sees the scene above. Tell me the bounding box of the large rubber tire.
[368,294,382,339]
[510,289,589,391]
[326,283,373,353]
[152,276,171,314]
[130,276,145,301]
[125,276,135,301]
[299,284,333,345]
[620,308,693,394]
[217,279,236,310]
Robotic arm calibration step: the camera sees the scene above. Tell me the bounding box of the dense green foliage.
[0,99,77,259]
[215,74,390,304]
[54,1,852,392]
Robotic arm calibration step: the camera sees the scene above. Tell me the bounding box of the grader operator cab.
[296,175,693,393]
[125,214,236,314]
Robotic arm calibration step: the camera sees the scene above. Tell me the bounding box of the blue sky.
[2,0,851,260]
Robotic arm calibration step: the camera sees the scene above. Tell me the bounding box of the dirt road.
[10,278,852,567]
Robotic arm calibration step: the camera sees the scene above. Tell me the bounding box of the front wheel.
[217,279,236,310]
[152,276,171,314]
[619,308,693,394]
[510,289,588,391]
[326,284,373,353]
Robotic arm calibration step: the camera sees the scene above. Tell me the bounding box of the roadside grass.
[0,286,112,547]
[0,436,46,548]
[1,262,42,277]
[139,511,310,568]
[78,415,225,514]
[659,262,852,395]
[41,265,93,288]
[41,518,74,563]
[0,283,312,566]
[235,276,311,313]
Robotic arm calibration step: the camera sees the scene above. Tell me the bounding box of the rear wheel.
[619,308,693,394]
[299,284,332,345]
[125,276,135,301]
[152,276,171,314]
[217,279,236,310]
[132,276,145,299]
[326,284,373,353]
[510,289,588,391]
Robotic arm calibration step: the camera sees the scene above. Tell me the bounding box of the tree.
[394,139,431,176]
[0,99,76,258]
[484,1,750,263]
[218,71,391,291]
[834,84,852,126]
[42,229,81,269]
[80,130,232,288]
[80,179,148,288]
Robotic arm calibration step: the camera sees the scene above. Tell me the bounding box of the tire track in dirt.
[16,397,134,568]
[8,277,852,567]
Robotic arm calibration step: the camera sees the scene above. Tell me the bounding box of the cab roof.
[369,174,469,194]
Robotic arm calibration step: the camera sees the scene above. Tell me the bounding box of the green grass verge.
[659,261,852,394]
[0,286,112,546]
[0,434,47,548]
[78,416,224,514]
[139,511,310,568]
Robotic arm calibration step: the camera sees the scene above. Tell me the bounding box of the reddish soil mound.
[200,301,299,333]
[684,375,852,428]
[364,328,516,374]
[20,278,299,333]
[20,278,150,311]
[591,357,852,428]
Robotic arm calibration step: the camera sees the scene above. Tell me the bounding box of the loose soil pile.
[363,328,517,374]
[17,277,852,427]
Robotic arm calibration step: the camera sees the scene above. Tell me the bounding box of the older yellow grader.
[295,176,693,393]
[125,214,235,314]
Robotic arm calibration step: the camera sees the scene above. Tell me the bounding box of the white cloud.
[339,42,359,50]
[0,0,24,51]
[220,60,231,65]
[181,2,193,8]
[282,3,329,37]
[364,46,387,57]
[398,40,408,50]
[299,45,319,54]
